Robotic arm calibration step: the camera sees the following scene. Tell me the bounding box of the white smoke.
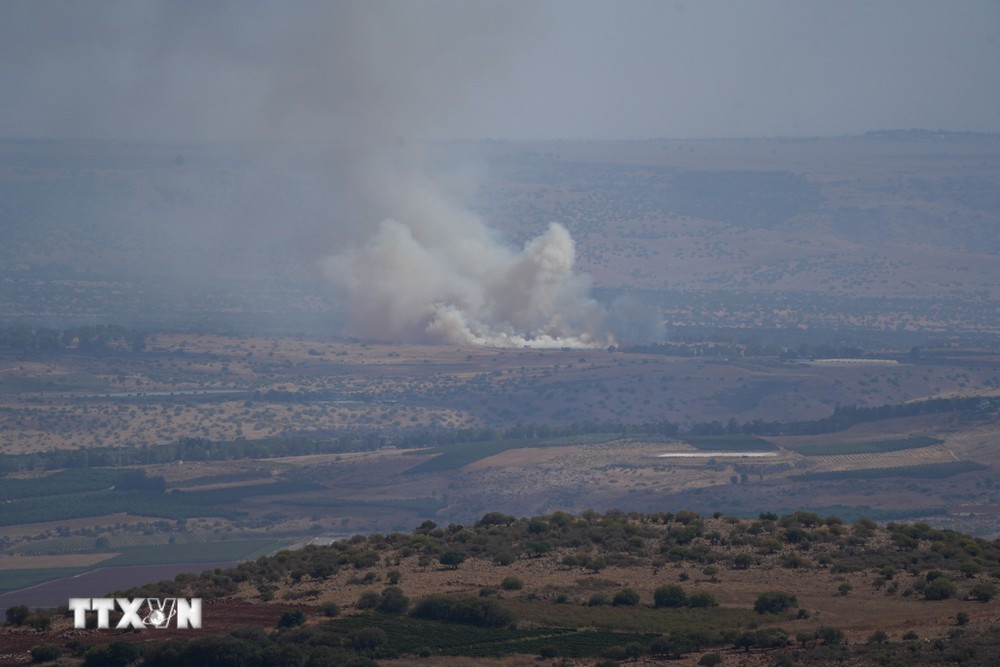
[0,2,622,347]
[321,176,613,348]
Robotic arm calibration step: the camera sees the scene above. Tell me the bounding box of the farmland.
[0,133,998,645]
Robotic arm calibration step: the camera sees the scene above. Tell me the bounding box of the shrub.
[4,605,29,626]
[82,641,141,667]
[439,551,466,568]
[347,627,388,651]
[923,578,958,601]
[649,632,695,658]
[410,594,515,627]
[653,584,687,608]
[500,575,523,591]
[319,601,341,617]
[969,581,998,602]
[356,591,381,610]
[30,644,61,663]
[588,592,610,607]
[492,550,516,566]
[754,591,797,614]
[687,590,719,608]
[376,586,410,614]
[956,612,969,626]
[698,653,723,666]
[612,588,640,606]
[815,626,845,645]
[867,630,889,644]
[277,609,306,628]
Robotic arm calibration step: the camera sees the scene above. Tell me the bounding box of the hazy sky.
[0,0,997,142]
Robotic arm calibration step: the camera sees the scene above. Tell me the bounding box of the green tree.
[277,609,306,628]
[376,586,410,614]
[439,551,466,569]
[653,584,688,608]
[754,591,797,614]
[612,588,640,606]
[923,578,958,601]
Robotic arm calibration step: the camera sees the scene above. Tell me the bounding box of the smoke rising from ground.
[0,2,626,346]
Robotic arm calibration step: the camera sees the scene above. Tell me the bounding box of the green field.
[405,433,622,474]
[786,436,944,456]
[103,538,286,566]
[0,567,89,594]
[789,460,987,482]
[317,612,660,658]
[680,435,776,452]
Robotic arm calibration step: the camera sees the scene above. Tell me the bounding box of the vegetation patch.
[789,460,987,481]
[102,538,284,567]
[787,435,944,456]
[681,435,776,452]
[0,567,88,594]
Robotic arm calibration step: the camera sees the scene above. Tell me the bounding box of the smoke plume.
[0,1,618,346]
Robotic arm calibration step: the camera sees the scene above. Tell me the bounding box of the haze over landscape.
[1,2,999,665]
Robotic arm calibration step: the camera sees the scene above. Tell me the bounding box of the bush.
[410,594,515,627]
[969,581,998,602]
[612,588,640,606]
[439,551,466,568]
[867,630,889,644]
[588,592,610,606]
[687,590,719,608]
[923,578,958,601]
[83,642,141,667]
[376,586,410,614]
[347,627,388,651]
[356,591,381,609]
[500,575,523,591]
[815,626,845,645]
[30,644,61,663]
[699,653,723,667]
[4,605,29,626]
[277,609,306,628]
[753,591,797,614]
[319,601,341,617]
[653,584,687,608]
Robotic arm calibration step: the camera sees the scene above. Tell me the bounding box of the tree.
[687,590,718,608]
[754,591,797,614]
[612,588,640,606]
[82,642,141,667]
[30,644,61,663]
[277,609,306,628]
[439,551,466,569]
[969,581,998,602]
[653,584,688,608]
[5,605,29,626]
[376,586,410,614]
[923,578,958,601]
